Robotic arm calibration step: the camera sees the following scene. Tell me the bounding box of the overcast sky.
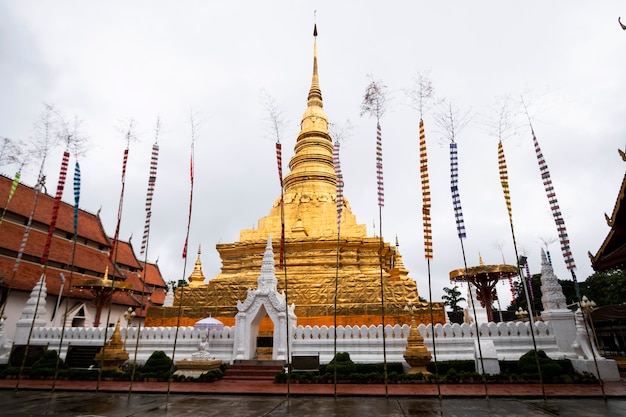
[2,1,625,310]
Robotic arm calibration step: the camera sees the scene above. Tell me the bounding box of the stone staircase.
[223,360,285,381]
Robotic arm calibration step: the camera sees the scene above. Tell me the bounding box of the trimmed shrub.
[140,351,174,378]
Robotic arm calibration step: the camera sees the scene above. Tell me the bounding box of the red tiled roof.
[590,157,626,271]
[0,175,169,316]
[143,262,166,288]
[150,288,166,305]
[112,240,142,271]
[0,255,92,300]
[0,220,117,276]
[0,174,110,246]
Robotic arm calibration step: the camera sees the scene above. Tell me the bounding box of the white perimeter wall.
[24,320,565,365]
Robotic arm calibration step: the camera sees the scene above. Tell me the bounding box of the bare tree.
[360,76,388,122]
[57,114,89,158]
[0,137,23,168]
[405,70,437,120]
[328,120,353,145]
[260,89,287,144]
[484,94,519,142]
[434,99,471,144]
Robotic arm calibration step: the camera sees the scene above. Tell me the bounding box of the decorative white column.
[538,249,576,356]
[14,273,47,345]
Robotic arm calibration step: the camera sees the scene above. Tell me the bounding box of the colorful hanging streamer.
[376,122,384,207]
[449,142,466,239]
[182,144,194,259]
[109,148,129,261]
[333,140,344,228]
[41,151,70,264]
[73,162,80,237]
[275,141,284,268]
[531,129,576,271]
[497,141,513,222]
[140,143,159,255]
[525,261,534,301]
[0,171,20,226]
[276,142,283,188]
[419,119,433,259]
[508,275,517,304]
[12,174,45,274]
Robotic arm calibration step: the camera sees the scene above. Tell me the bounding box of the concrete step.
[224,360,285,381]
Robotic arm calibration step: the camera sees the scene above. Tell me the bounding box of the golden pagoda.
[146,26,444,328]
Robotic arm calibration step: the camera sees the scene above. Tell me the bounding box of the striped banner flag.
[419,119,433,259]
[524,261,534,300]
[498,141,513,222]
[73,161,80,237]
[531,129,576,271]
[41,151,70,264]
[333,140,344,228]
[0,171,20,226]
[376,122,384,207]
[182,145,194,259]
[275,141,285,268]
[449,142,466,239]
[109,148,129,261]
[276,142,283,187]
[13,174,45,274]
[140,143,159,255]
[508,275,517,304]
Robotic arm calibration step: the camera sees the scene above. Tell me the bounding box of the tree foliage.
[580,269,626,306]
[507,269,626,311]
[442,285,466,312]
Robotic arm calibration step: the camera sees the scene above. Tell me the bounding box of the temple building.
[0,174,167,341]
[146,27,445,330]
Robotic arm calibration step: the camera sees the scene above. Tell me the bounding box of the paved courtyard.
[1,391,625,416]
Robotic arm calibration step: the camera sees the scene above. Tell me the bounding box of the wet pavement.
[2,378,626,416]
[1,391,625,416]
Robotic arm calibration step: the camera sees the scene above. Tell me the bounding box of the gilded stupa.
[146,26,444,328]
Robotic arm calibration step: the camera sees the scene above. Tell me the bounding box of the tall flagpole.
[168,118,196,401]
[419,119,440,399]
[523,104,604,395]
[275,138,290,396]
[375,120,389,397]
[17,148,70,390]
[332,138,344,398]
[449,140,489,399]
[361,78,389,397]
[129,119,160,397]
[97,125,133,392]
[497,140,545,399]
[52,160,81,392]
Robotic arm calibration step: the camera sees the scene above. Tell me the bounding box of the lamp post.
[123,307,136,348]
[578,296,599,353]
[577,295,605,397]
[515,307,529,322]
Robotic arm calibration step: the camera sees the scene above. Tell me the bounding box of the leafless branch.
[433,99,471,143]
[405,70,438,119]
[360,76,388,121]
[483,94,520,142]
[260,89,287,143]
[329,120,353,145]
[0,137,24,167]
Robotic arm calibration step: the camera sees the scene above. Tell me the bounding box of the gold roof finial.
[282,23,334,194]
[188,244,206,287]
[308,23,322,108]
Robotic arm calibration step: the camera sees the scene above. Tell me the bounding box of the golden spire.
[308,24,322,108]
[282,24,335,194]
[188,245,206,287]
